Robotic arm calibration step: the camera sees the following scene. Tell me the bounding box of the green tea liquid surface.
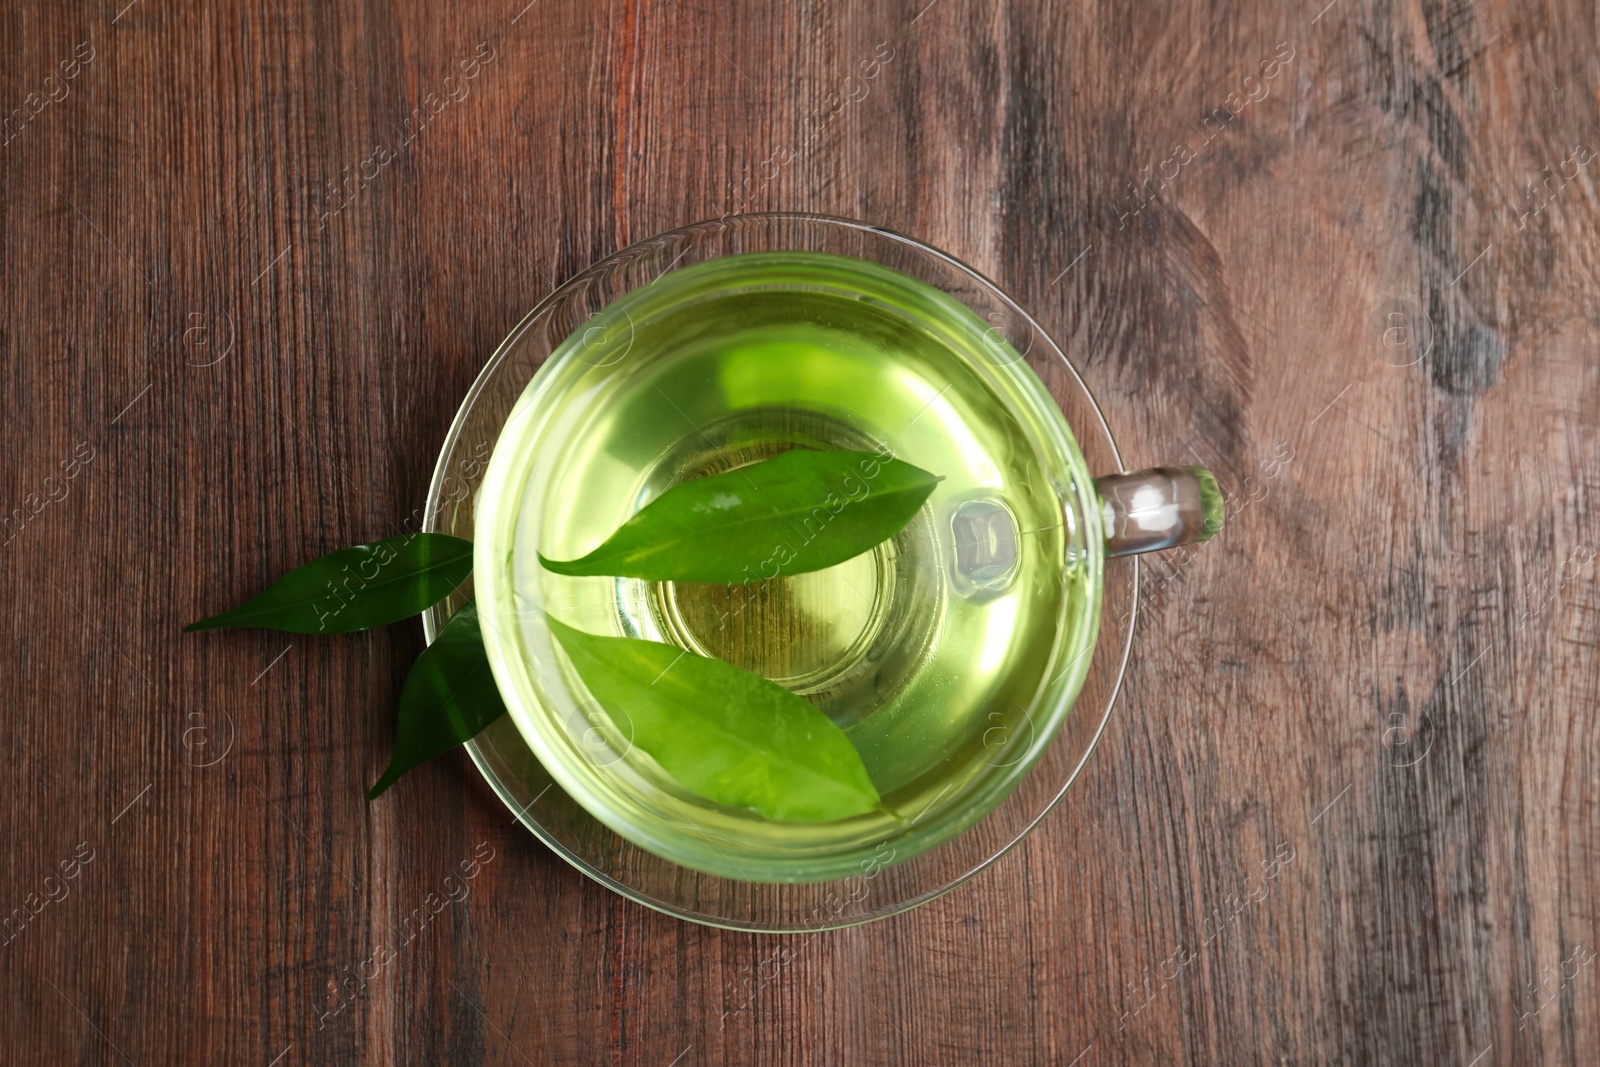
[521,253,1091,855]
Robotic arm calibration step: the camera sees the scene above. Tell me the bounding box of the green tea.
[517,253,1096,867]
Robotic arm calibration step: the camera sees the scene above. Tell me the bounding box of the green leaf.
[185,533,474,634]
[538,449,940,584]
[546,616,879,822]
[368,601,507,799]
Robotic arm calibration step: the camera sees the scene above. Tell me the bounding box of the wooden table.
[5,1,1597,1062]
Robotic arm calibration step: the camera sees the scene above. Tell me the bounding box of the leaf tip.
[366,770,399,800]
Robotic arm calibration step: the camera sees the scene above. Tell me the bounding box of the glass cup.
[430,213,1219,929]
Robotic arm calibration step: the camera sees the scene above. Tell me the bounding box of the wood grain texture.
[3,0,1598,1063]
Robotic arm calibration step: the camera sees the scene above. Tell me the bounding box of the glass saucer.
[421,213,1138,932]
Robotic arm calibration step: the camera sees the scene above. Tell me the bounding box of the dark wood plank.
[2,0,1596,1063]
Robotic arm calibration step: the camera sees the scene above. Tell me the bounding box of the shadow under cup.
[472,249,1104,885]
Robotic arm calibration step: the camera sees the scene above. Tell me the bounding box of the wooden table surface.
[5,0,1598,1063]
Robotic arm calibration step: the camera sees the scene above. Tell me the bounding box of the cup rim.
[425,212,1140,928]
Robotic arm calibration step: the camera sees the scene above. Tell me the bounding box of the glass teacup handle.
[1094,467,1224,557]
